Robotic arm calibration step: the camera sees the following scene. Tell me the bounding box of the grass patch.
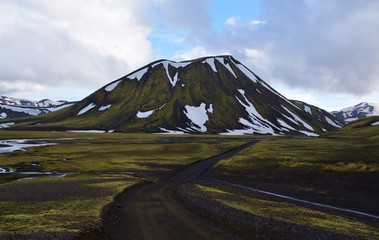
[0,132,251,236]
[0,174,139,234]
[216,137,379,174]
[1,137,249,173]
[195,183,379,239]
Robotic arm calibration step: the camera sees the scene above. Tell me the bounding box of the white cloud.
[0,0,154,99]
[0,81,46,93]
[172,47,229,61]
[171,0,379,99]
[225,16,240,26]
[249,20,266,25]
[243,48,271,71]
[1,0,378,108]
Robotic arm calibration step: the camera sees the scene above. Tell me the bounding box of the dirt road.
[102,141,257,240]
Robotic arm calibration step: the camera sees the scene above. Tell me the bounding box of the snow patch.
[0,112,7,119]
[0,139,56,153]
[0,167,14,173]
[282,106,314,131]
[99,104,112,111]
[325,116,342,128]
[202,58,217,72]
[137,109,155,119]
[304,105,312,114]
[172,72,179,86]
[208,104,213,113]
[182,83,186,87]
[152,60,191,87]
[0,104,43,116]
[128,67,148,81]
[215,57,237,78]
[0,122,14,128]
[277,119,296,131]
[158,128,186,134]
[105,80,121,92]
[372,121,379,126]
[298,130,319,137]
[235,89,276,134]
[77,103,96,115]
[47,103,73,112]
[234,62,257,83]
[67,130,106,133]
[184,103,209,132]
[345,117,359,123]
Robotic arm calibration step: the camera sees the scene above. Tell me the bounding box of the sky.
[0,0,378,111]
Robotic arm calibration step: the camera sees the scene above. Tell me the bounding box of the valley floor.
[0,131,378,239]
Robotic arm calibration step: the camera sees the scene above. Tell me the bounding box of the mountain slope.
[4,56,341,135]
[331,102,379,123]
[0,96,73,120]
[323,116,379,140]
[291,100,344,128]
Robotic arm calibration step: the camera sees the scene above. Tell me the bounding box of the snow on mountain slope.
[0,96,67,108]
[331,102,379,123]
[0,96,73,120]
[184,103,210,132]
[291,100,344,128]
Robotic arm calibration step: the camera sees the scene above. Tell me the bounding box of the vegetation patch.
[193,183,379,239]
[217,138,379,173]
[0,132,250,236]
[0,174,139,236]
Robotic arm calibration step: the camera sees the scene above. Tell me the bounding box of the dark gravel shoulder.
[175,183,366,240]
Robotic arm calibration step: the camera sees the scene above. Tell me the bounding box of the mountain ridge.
[0,96,73,120]
[1,55,342,135]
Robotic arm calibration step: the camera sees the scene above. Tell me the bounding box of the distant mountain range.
[331,102,379,123]
[0,96,73,120]
[1,55,344,136]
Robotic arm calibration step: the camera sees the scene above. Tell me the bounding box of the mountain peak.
[331,102,379,123]
[5,56,343,135]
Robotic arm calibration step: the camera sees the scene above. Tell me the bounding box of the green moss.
[0,137,248,173]
[217,137,379,174]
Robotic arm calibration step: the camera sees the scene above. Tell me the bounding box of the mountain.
[331,102,379,123]
[0,96,68,107]
[291,100,344,128]
[0,96,73,120]
[2,55,342,135]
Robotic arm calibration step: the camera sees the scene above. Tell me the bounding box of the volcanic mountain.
[5,55,342,135]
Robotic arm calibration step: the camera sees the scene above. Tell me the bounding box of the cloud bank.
[0,0,378,101]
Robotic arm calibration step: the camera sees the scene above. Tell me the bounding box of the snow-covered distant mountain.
[0,96,67,108]
[331,102,379,123]
[4,55,343,135]
[0,96,73,119]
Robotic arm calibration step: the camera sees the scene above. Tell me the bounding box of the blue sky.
[0,0,378,110]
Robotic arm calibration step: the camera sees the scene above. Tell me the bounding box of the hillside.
[291,100,344,128]
[2,56,342,135]
[323,115,379,140]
